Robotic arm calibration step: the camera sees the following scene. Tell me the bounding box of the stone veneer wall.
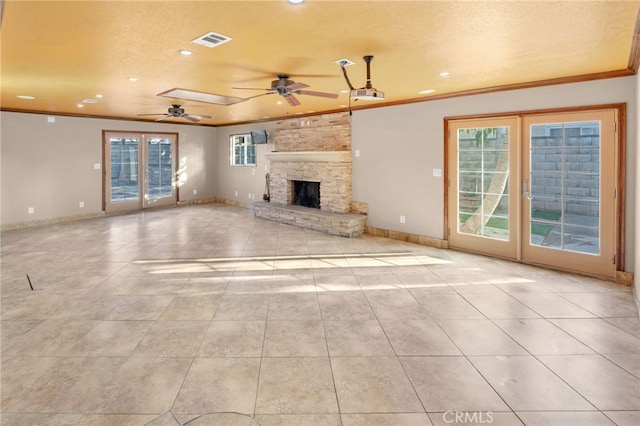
[268,112,352,214]
[274,113,350,152]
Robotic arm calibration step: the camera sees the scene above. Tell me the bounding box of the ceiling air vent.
[192,31,232,48]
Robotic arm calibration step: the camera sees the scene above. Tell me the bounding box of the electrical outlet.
[193,189,197,195]
[355,149,360,157]
[28,207,35,214]
[235,190,238,197]
[251,168,256,176]
[79,201,84,208]
[433,168,442,177]
[400,215,406,224]
[248,193,252,199]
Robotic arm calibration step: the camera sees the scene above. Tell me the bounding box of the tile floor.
[1,204,640,426]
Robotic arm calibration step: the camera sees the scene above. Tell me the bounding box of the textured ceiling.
[1,0,639,126]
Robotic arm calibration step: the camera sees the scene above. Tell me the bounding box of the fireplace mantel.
[265,151,351,163]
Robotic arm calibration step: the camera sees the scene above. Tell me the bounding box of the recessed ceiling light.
[277,101,283,105]
[179,49,193,56]
[439,71,451,77]
[95,94,104,98]
[340,90,349,94]
[77,104,84,108]
[288,0,305,4]
[82,98,98,104]
[17,95,35,100]
[418,89,436,94]
[128,77,138,82]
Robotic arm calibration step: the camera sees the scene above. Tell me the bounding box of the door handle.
[522,179,532,201]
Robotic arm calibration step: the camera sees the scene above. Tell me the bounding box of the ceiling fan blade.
[182,115,200,123]
[231,87,271,91]
[245,92,276,100]
[155,115,171,122]
[190,114,212,119]
[286,82,309,90]
[137,113,164,117]
[297,90,339,99]
[285,94,301,107]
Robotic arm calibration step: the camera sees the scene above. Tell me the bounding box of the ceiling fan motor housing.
[169,105,185,115]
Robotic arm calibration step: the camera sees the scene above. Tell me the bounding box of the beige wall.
[635,72,640,308]
[214,122,277,206]
[2,76,637,275]
[350,76,637,270]
[1,112,218,226]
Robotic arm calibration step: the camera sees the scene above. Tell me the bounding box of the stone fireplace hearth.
[253,112,367,237]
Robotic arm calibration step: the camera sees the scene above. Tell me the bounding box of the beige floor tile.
[66,320,153,357]
[401,356,508,412]
[469,355,594,411]
[256,357,338,414]
[198,320,266,357]
[6,357,126,413]
[411,293,485,319]
[605,316,640,338]
[364,289,430,319]
[0,413,83,425]
[213,295,269,320]
[263,320,327,357]
[380,319,461,355]
[255,414,342,426]
[550,318,640,354]
[318,292,376,320]
[78,414,161,425]
[342,413,433,426]
[539,355,640,410]
[604,353,640,378]
[428,411,523,426]
[515,411,616,426]
[2,320,96,357]
[2,205,637,422]
[331,357,423,413]
[324,320,394,356]
[106,295,175,320]
[559,292,639,317]
[172,358,261,415]
[132,320,209,357]
[267,294,321,320]
[462,292,540,319]
[493,318,595,355]
[509,292,596,318]
[88,357,191,414]
[602,411,640,426]
[0,356,58,408]
[159,294,221,320]
[437,319,527,355]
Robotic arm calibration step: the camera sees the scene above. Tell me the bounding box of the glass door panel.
[522,111,616,277]
[145,136,176,207]
[448,118,519,259]
[104,132,177,213]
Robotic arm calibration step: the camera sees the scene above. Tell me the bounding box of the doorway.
[446,107,620,278]
[103,131,178,213]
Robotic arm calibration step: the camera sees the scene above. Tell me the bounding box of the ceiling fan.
[137,104,211,122]
[232,75,339,106]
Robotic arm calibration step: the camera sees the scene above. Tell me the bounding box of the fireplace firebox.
[292,180,320,209]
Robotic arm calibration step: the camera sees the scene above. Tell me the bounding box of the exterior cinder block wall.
[269,112,353,214]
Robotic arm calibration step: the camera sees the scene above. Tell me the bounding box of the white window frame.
[230,133,256,166]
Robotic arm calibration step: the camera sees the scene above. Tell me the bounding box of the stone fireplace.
[292,180,320,209]
[253,112,367,237]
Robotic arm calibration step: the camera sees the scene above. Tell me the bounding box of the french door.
[104,132,178,213]
[447,109,619,278]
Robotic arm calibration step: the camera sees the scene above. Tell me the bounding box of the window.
[230,133,256,166]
